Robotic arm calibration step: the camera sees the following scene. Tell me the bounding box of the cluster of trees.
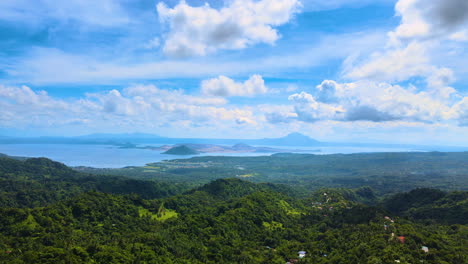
[0,156,467,263]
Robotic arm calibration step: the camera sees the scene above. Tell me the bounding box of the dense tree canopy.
[0,156,467,263]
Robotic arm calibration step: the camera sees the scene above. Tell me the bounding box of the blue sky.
[0,0,467,145]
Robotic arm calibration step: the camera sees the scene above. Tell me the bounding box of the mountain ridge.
[2,132,468,151]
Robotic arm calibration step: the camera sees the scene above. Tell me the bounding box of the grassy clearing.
[278,200,302,215]
[138,205,178,222]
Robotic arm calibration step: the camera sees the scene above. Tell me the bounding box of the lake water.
[0,143,421,168]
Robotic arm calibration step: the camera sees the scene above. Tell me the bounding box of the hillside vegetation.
[0,156,466,263]
[0,157,184,208]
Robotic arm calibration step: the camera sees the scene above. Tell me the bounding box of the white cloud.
[123,84,227,105]
[316,80,456,122]
[342,0,466,106]
[288,91,343,122]
[4,32,384,85]
[265,80,465,124]
[343,42,458,100]
[259,104,297,123]
[450,97,468,126]
[201,75,268,97]
[0,84,256,131]
[156,0,301,57]
[390,0,468,42]
[449,30,468,42]
[286,84,299,92]
[344,42,431,82]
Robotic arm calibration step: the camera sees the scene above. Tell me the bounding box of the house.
[298,251,306,258]
[421,246,429,253]
[397,236,405,244]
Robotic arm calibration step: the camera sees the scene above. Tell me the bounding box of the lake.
[0,143,421,168]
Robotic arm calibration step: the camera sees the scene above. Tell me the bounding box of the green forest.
[0,154,467,263]
[79,152,468,195]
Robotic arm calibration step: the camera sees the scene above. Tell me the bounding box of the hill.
[383,188,468,224]
[0,157,183,207]
[254,132,320,146]
[0,155,467,263]
[0,178,466,263]
[163,145,199,155]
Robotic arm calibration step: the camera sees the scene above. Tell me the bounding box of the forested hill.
[1,179,467,263]
[0,157,183,207]
[383,188,468,225]
[0,156,467,263]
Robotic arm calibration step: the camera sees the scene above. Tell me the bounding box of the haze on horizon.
[1,0,467,146]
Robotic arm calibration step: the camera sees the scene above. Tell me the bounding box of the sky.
[0,0,467,145]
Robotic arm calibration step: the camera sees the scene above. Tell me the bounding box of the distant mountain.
[163,145,199,155]
[0,132,321,147]
[231,143,256,151]
[5,132,467,151]
[253,132,320,146]
[145,143,317,154]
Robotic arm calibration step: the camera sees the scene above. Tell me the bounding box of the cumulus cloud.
[390,0,468,41]
[235,116,257,125]
[201,75,268,97]
[342,0,465,103]
[345,106,397,122]
[344,43,458,99]
[156,0,301,57]
[265,80,466,124]
[288,91,344,122]
[0,84,256,130]
[259,105,297,123]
